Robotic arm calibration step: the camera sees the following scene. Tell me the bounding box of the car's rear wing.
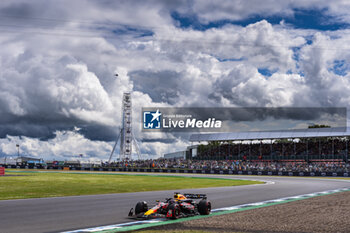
[183,193,207,199]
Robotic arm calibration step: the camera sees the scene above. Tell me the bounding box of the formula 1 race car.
[128,193,211,219]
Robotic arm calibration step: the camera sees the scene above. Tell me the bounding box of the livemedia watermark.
[141,107,346,132]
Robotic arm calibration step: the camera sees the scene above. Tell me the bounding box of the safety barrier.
[1,165,349,177]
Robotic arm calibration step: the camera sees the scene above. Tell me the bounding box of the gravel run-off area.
[142,190,350,233]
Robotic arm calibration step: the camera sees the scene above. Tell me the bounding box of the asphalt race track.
[1,174,350,233]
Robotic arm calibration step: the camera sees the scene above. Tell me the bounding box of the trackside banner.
[141,107,346,132]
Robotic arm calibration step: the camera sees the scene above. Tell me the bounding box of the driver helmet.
[174,193,186,200]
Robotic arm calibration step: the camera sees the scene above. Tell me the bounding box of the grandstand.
[189,127,350,162]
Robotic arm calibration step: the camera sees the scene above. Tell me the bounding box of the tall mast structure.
[120,93,132,160]
[108,92,141,163]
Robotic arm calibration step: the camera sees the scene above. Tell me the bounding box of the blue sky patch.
[290,8,347,31]
[298,70,305,77]
[329,60,348,76]
[305,36,313,45]
[171,8,349,31]
[258,68,277,77]
[292,47,302,62]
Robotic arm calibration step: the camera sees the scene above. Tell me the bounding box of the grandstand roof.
[189,127,350,142]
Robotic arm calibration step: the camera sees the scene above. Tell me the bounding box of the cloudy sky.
[0,0,350,161]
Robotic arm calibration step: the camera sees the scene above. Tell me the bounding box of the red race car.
[128,193,211,219]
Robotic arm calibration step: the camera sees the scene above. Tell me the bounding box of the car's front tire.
[198,200,211,215]
[135,201,148,215]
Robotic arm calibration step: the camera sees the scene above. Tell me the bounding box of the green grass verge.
[0,170,263,200]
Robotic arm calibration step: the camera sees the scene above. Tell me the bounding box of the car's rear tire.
[198,200,211,215]
[135,201,148,215]
[168,203,181,219]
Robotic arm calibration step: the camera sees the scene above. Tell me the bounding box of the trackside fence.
[1,165,349,177]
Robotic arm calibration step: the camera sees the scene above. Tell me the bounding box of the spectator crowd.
[196,138,349,161]
[107,158,350,173]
